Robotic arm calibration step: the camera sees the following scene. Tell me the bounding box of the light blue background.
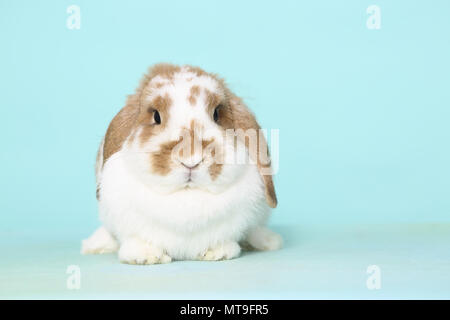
[1,0,449,299]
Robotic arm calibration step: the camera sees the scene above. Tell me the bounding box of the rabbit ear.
[103,94,140,165]
[228,94,278,208]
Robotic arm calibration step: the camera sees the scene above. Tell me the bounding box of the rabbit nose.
[181,160,201,170]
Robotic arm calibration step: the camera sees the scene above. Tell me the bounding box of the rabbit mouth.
[183,163,201,183]
[183,172,195,186]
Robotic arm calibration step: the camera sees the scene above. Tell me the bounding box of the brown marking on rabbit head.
[188,85,200,106]
[204,89,221,112]
[146,63,181,81]
[151,137,182,175]
[203,138,223,181]
[139,93,172,145]
[208,145,223,181]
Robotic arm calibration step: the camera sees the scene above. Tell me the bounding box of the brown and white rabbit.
[81,64,282,264]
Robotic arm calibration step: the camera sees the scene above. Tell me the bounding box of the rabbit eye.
[213,106,220,122]
[153,110,161,125]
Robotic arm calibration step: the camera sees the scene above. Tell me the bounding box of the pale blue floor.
[1,223,450,299]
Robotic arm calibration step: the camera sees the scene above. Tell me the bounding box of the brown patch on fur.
[188,85,200,106]
[185,65,225,85]
[208,162,223,180]
[204,88,221,113]
[153,94,172,113]
[215,105,234,129]
[202,138,223,180]
[186,65,209,77]
[151,138,182,175]
[139,93,172,145]
[262,175,276,205]
[190,119,197,153]
[138,125,154,146]
[147,63,181,81]
[103,95,139,165]
[132,63,181,105]
[202,138,214,150]
[184,119,204,157]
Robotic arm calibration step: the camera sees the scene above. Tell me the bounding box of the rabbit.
[81,63,282,264]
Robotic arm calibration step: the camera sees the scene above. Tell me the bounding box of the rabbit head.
[101,64,277,208]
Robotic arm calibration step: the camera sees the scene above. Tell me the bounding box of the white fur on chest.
[98,152,269,260]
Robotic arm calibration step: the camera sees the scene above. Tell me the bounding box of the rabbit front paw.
[198,242,241,261]
[118,238,172,265]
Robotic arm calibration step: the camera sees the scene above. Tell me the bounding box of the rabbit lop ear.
[227,94,278,208]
